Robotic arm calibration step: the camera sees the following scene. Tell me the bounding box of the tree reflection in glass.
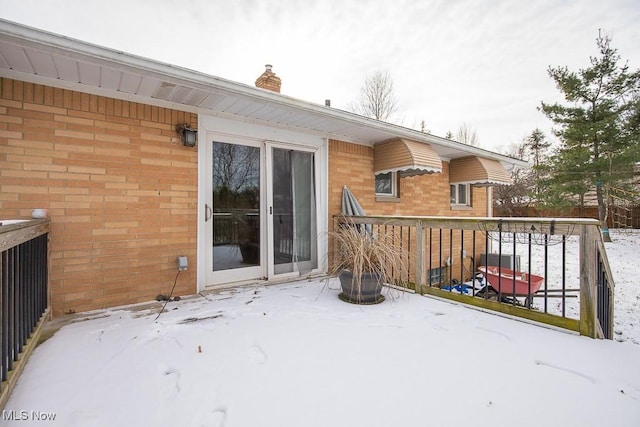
[212,142,260,271]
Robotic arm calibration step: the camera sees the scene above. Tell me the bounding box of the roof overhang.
[450,156,512,186]
[374,138,442,176]
[0,18,527,170]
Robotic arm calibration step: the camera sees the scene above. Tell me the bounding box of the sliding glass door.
[270,147,317,275]
[205,137,318,286]
[211,140,263,283]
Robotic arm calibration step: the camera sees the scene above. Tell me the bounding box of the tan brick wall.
[1,78,198,316]
[328,139,490,283]
[328,139,489,218]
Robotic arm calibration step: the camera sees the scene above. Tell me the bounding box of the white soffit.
[0,19,526,169]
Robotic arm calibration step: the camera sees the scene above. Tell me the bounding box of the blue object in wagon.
[441,284,471,294]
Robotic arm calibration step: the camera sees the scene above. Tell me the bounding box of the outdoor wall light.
[177,124,197,147]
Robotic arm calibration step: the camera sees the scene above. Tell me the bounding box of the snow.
[0,220,30,226]
[3,231,640,426]
[605,231,640,344]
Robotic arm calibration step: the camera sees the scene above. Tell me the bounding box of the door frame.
[197,115,329,292]
[265,141,321,281]
[207,135,266,286]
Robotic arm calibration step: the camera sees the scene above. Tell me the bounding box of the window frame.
[429,266,447,285]
[450,182,471,206]
[375,171,399,198]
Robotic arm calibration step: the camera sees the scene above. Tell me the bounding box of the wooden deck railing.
[0,219,50,410]
[336,215,614,339]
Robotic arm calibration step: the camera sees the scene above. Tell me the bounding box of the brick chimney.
[255,64,281,93]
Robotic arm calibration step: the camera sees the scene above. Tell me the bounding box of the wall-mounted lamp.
[176,124,197,147]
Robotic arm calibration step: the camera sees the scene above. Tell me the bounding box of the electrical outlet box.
[462,250,467,259]
[177,256,188,271]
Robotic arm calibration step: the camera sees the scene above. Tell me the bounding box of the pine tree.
[540,31,640,241]
[525,128,550,168]
[525,128,551,200]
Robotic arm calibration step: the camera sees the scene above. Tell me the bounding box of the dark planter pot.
[239,243,259,264]
[339,270,384,304]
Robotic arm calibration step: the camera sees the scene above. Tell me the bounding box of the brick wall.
[328,139,490,283]
[328,139,488,218]
[0,78,198,316]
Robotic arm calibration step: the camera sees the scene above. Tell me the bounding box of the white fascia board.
[0,18,527,169]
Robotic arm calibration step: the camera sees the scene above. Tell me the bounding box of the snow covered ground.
[2,231,639,426]
[604,231,639,344]
[487,229,638,344]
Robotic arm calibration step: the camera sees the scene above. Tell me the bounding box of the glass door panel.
[212,141,261,275]
[271,148,317,275]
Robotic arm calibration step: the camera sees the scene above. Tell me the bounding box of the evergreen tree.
[539,31,640,241]
[525,128,551,168]
[525,128,551,200]
[622,96,640,168]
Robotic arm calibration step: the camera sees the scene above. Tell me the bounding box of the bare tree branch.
[352,70,398,121]
[455,123,479,146]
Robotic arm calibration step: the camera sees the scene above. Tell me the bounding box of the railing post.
[579,224,598,338]
[415,220,426,294]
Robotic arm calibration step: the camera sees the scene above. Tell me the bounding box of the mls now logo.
[1,411,29,421]
[2,410,57,421]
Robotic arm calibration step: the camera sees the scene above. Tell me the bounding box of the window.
[450,183,470,206]
[375,172,398,197]
[429,267,447,285]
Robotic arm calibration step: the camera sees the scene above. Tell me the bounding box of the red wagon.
[478,266,544,296]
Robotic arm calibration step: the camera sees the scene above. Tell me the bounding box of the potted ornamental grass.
[328,218,409,304]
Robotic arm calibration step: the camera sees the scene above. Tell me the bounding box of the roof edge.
[0,18,528,169]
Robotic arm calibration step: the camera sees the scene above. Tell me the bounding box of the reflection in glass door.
[271,148,317,275]
[212,141,261,277]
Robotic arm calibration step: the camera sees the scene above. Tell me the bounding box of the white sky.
[1,0,639,153]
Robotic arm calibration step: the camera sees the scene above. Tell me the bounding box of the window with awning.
[374,138,442,177]
[449,156,512,186]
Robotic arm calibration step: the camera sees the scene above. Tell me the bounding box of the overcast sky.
[2,0,639,153]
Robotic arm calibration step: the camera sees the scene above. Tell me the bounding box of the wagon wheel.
[475,285,532,308]
[475,285,498,300]
[524,295,534,308]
